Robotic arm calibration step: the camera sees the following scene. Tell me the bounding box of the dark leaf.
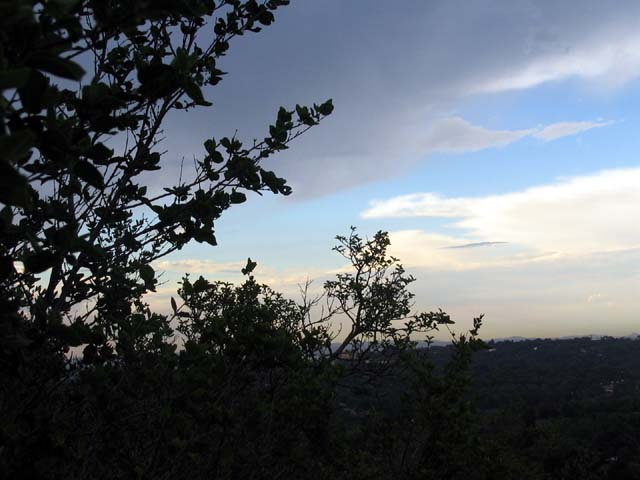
[0,67,31,90]
[82,343,98,364]
[138,63,180,100]
[317,99,334,116]
[277,106,292,124]
[18,70,49,113]
[204,139,216,154]
[229,191,246,204]
[0,333,32,352]
[0,162,32,208]
[49,224,77,250]
[269,125,287,143]
[171,297,177,313]
[140,264,155,283]
[74,238,106,259]
[49,322,93,347]
[27,52,85,80]
[258,10,275,25]
[241,257,257,275]
[74,161,104,189]
[193,229,217,245]
[23,250,60,273]
[210,151,224,163]
[0,206,12,230]
[85,143,113,162]
[0,130,36,162]
[184,80,212,106]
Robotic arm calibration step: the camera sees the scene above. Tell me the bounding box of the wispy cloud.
[364,167,640,256]
[420,117,611,155]
[421,117,534,153]
[154,259,244,275]
[475,31,640,93]
[386,230,561,271]
[444,241,508,249]
[153,258,331,295]
[532,120,613,141]
[587,293,614,308]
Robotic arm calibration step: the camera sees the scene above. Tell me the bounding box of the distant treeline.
[338,337,640,479]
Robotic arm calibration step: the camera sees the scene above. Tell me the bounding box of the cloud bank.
[364,167,640,256]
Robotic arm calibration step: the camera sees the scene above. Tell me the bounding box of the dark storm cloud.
[160,0,640,197]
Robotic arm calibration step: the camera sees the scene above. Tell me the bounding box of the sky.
[149,0,640,340]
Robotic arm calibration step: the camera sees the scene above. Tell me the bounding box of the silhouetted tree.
[0,1,332,476]
[0,0,333,362]
[0,3,493,479]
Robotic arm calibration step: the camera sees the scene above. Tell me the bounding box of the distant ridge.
[330,333,639,351]
[489,333,640,343]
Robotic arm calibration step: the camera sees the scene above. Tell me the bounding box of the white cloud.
[476,31,640,93]
[376,234,640,338]
[364,192,470,219]
[419,117,611,155]
[386,230,561,271]
[154,259,244,275]
[153,257,330,295]
[421,117,534,153]
[364,167,640,256]
[532,120,612,141]
[587,293,614,308]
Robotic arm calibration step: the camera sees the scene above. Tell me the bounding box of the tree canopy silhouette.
[0,2,492,479]
[0,0,333,359]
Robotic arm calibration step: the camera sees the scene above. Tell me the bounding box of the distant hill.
[489,332,640,343]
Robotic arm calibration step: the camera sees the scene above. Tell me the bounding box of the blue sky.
[149,0,640,339]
